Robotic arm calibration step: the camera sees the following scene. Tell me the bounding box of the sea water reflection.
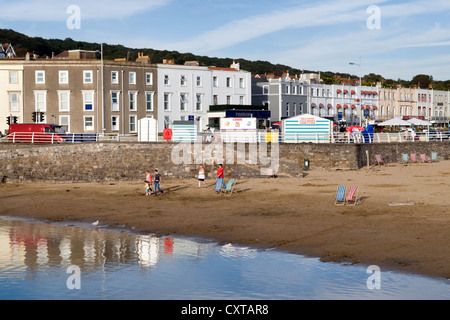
[0,216,449,300]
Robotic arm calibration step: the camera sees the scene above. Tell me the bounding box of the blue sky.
[1,0,450,81]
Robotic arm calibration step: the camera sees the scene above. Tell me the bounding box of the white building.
[156,60,251,132]
[0,61,23,134]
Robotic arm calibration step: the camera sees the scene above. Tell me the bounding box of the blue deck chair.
[431,152,437,162]
[223,179,236,195]
[402,154,409,165]
[214,178,224,192]
[335,186,346,206]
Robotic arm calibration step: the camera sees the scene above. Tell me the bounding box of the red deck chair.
[345,186,359,205]
[420,154,430,163]
[410,153,417,163]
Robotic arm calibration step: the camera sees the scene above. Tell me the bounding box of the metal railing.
[2,131,449,144]
[1,132,139,144]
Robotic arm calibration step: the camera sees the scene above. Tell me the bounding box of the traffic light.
[13,116,18,124]
[40,112,44,123]
[6,116,10,125]
[32,112,37,122]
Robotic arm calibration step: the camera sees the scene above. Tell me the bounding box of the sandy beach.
[1,160,450,280]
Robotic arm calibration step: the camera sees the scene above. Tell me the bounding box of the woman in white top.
[198,165,206,188]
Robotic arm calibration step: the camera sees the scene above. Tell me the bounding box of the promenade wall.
[0,141,449,183]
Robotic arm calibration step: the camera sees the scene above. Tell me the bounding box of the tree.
[411,74,433,89]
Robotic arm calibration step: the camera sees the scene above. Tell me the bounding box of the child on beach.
[145,181,151,196]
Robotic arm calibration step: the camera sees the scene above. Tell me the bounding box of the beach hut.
[283,114,333,143]
[138,118,158,142]
[172,121,197,142]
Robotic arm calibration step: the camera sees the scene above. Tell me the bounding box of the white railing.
[2,131,448,144]
[2,132,139,144]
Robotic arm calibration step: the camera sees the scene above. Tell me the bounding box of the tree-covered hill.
[2,28,450,90]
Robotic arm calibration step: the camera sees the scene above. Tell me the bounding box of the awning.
[372,91,378,95]
[365,106,371,110]
[343,105,349,109]
[319,103,324,108]
[351,90,356,94]
[327,103,333,108]
[351,105,356,109]
[311,103,317,108]
[337,104,342,109]
[372,106,377,110]
[336,89,342,93]
[343,90,348,94]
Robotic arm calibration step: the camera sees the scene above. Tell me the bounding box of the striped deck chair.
[410,153,417,163]
[335,186,346,206]
[420,154,430,163]
[345,186,359,205]
[402,154,409,165]
[431,152,437,162]
[375,154,385,165]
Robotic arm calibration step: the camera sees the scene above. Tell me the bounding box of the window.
[111,71,119,84]
[164,93,170,111]
[196,94,202,111]
[34,90,47,112]
[213,76,218,87]
[82,91,94,111]
[59,71,69,84]
[83,71,93,84]
[129,115,137,133]
[146,92,154,111]
[196,76,202,87]
[58,91,70,112]
[226,96,231,104]
[9,71,18,84]
[164,116,170,129]
[239,78,244,89]
[239,96,244,105]
[59,115,70,133]
[129,91,137,111]
[180,75,187,86]
[111,91,120,111]
[213,95,218,105]
[129,72,136,85]
[164,75,170,85]
[9,92,19,112]
[146,72,153,85]
[226,77,232,88]
[111,116,119,131]
[35,71,45,84]
[180,93,188,111]
[84,116,94,131]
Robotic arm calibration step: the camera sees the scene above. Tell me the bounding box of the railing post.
[32,132,35,144]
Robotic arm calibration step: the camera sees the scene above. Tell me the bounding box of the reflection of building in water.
[0,219,214,275]
[136,235,160,268]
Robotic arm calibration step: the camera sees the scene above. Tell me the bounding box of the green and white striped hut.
[172,121,197,142]
[283,114,332,143]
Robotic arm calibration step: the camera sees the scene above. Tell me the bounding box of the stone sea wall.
[0,141,449,183]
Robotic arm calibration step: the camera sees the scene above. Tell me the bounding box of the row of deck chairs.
[335,185,359,206]
[402,152,436,165]
[375,152,437,166]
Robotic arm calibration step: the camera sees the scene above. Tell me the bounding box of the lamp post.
[349,57,362,126]
[95,44,104,134]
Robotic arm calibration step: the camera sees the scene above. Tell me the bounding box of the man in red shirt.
[215,164,227,191]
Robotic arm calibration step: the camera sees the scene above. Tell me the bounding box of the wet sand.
[1,160,450,280]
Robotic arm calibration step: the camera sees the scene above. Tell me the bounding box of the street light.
[349,57,362,126]
[95,45,104,134]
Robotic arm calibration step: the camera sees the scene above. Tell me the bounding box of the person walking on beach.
[153,169,164,196]
[198,165,206,188]
[145,171,153,195]
[216,164,226,190]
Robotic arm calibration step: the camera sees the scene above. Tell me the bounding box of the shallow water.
[0,216,448,300]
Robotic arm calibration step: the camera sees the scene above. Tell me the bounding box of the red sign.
[299,118,316,125]
[163,129,172,141]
